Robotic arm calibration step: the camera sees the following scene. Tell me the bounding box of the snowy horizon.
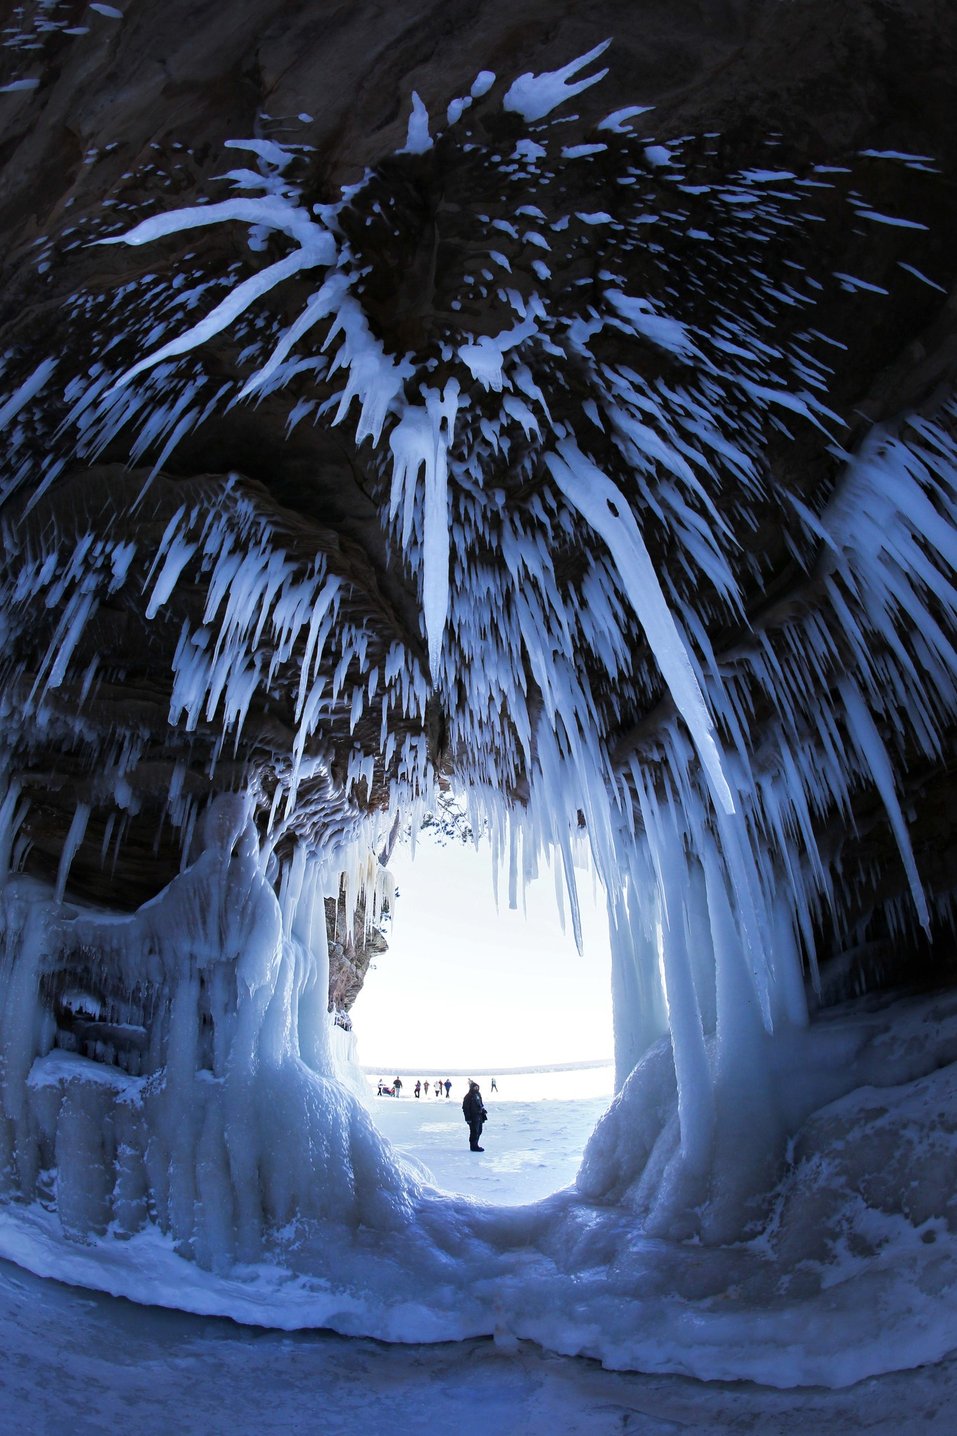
[350,834,614,1071]
[361,1060,614,1077]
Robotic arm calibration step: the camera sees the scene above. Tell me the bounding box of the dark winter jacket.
[462,1087,487,1124]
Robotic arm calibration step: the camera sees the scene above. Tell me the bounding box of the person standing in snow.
[423,1080,430,1096]
[435,1077,442,1096]
[394,1075,403,1096]
[414,1080,421,1098]
[490,1077,498,1093]
[462,1080,487,1152]
[444,1078,452,1098]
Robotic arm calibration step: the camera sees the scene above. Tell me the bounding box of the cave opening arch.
[346,817,615,1201]
[0,28,954,1388]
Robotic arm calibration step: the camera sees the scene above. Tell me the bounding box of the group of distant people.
[376,1076,453,1098]
[377,1075,499,1100]
[375,1074,498,1151]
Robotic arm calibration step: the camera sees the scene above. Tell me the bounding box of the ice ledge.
[27,1049,145,1096]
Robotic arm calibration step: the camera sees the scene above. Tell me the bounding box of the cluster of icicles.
[0,45,954,1270]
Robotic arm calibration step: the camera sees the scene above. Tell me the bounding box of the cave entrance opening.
[348,821,614,1203]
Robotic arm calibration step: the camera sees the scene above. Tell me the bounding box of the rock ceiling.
[0,0,954,996]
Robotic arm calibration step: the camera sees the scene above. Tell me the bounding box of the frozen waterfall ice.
[0,43,955,1388]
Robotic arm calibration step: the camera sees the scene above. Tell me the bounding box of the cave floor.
[1,1255,952,1435]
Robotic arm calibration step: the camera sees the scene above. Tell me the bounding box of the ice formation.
[0,39,955,1386]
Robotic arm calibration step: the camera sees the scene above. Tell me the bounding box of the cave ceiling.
[0,0,954,990]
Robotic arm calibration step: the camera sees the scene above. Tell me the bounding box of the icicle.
[400,92,433,154]
[607,852,669,1085]
[0,358,58,431]
[655,817,714,1172]
[546,440,735,815]
[0,779,26,878]
[422,382,459,676]
[839,678,931,933]
[54,802,90,903]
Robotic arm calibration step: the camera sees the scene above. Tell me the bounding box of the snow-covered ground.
[1,1063,955,1436]
[366,1067,613,1204]
[4,994,957,1406]
[2,1250,954,1436]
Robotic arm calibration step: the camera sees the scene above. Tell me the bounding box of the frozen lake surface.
[365,1066,614,1204]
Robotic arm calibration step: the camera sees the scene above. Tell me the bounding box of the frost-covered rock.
[0,0,955,1387]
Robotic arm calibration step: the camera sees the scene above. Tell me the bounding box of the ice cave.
[0,0,955,1411]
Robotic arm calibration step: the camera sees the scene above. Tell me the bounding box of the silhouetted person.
[444,1078,451,1098]
[462,1080,487,1151]
[414,1080,421,1098]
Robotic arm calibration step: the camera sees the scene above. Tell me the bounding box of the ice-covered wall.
[0,796,410,1263]
[0,0,955,1381]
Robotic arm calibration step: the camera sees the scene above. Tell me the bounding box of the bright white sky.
[350,832,613,1072]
